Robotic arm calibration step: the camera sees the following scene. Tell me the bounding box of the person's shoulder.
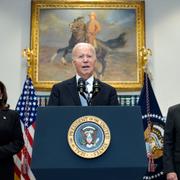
[99,80,116,90]
[168,104,180,112]
[52,77,75,88]
[8,109,18,115]
[3,108,19,117]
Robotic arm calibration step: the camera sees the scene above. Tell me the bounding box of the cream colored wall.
[0,0,180,115]
[0,0,31,108]
[145,0,180,115]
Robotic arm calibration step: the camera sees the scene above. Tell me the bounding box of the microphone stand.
[87,79,100,106]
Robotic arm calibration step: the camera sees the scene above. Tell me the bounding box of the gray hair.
[72,42,96,59]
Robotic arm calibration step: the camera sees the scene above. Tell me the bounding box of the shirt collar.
[76,74,94,85]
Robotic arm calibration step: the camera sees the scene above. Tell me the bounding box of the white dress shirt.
[76,75,94,106]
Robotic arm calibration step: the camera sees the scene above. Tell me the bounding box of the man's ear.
[72,60,76,68]
[72,60,75,66]
[95,58,97,64]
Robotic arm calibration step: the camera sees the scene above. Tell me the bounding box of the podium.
[31,106,147,180]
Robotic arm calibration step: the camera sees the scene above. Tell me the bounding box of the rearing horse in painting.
[50,17,126,78]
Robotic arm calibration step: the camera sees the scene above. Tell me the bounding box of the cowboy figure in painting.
[86,12,101,47]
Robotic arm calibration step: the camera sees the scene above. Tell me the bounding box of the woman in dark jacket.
[0,81,24,180]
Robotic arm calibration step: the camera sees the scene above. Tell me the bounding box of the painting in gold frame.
[30,0,145,91]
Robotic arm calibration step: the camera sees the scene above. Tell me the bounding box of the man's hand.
[167,172,178,180]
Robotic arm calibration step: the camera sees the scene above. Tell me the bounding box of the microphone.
[92,79,100,98]
[77,78,86,94]
[77,78,100,106]
[77,78,88,102]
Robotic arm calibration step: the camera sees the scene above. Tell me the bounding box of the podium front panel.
[31,106,147,180]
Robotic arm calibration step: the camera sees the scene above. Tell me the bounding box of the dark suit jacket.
[48,76,119,106]
[163,104,180,177]
[0,109,24,180]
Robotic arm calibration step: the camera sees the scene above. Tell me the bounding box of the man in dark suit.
[163,104,180,180]
[48,42,118,106]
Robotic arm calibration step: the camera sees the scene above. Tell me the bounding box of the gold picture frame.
[30,0,145,91]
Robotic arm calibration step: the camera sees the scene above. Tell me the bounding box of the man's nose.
[82,56,89,62]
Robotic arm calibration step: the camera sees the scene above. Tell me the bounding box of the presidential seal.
[142,113,165,179]
[67,115,111,159]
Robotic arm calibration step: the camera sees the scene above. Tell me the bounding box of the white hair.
[72,42,96,59]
